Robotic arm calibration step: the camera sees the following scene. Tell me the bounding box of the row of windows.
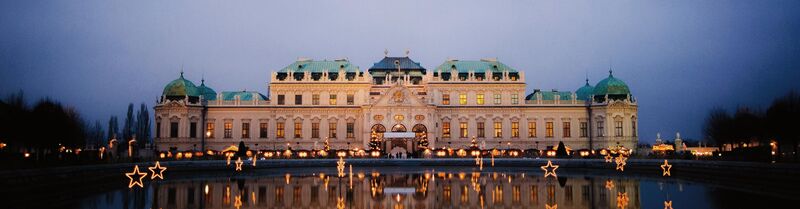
[157,121,354,139]
[276,94,355,105]
[439,120,636,139]
[442,93,519,105]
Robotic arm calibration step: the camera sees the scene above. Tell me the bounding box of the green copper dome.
[197,79,217,100]
[162,72,200,97]
[593,73,630,96]
[576,80,595,100]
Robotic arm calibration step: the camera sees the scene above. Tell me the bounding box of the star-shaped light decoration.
[234,195,242,209]
[664,200,673,209]
[337,157,346,177]
[125,165,148,188]
[541,160,559,178]
[616,192,629,209]
[661,159,672,176]
[545,203,558,209]
[235,157,243,171]
[615,156,627,171]
[148,161,167,180]
[605,180,615,190]
[604,154,614,163]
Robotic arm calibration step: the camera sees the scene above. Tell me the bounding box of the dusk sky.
[1,0,799,143]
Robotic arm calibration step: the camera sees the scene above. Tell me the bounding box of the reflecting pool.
[8,166,795,209]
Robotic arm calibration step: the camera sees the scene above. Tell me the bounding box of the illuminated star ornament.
[661,159,672,176]
[545,203,558,209]
[615,156,627,171]
[148,161,167,180]
[604,154,614,163]
[125,165,148,188]
[664,200,673,209]
[541,160,559,178]
[235,157,243,171]
[605,180,615,190]
[616,192,629,209]
[337,157,346,177]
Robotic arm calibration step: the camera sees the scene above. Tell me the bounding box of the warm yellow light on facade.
[541,160,559,178]
[337,157,346,177]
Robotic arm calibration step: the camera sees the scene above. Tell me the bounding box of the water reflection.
[148,172,641,209]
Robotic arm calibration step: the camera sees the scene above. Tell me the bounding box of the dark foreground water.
[7,166,795,209]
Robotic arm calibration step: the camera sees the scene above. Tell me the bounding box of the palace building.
[154,54,638,157]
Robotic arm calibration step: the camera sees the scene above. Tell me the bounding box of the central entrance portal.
[371,124,428,158]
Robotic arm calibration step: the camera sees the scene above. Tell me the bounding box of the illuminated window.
[311,123,319,138]
[494,94,501,105]
[477,94,484,105]
[294,95,302,105]
[347,122,354,138]
[259,123,268,138]
[528,122,536,138]
[615,121,623,137]
[511,94,519,104]
[206,123,214,138]
[460,122,468,138]
[224,122,232,138]
[511,122,519,138]
[442,94,450,105]
[156,122,161,138]
[494,122,502,138]
[580,122,588,137]
[597,121,604,137]
[442,122,451,138]
[312,94,320,105]
[459,93,467,105]
[294,122,302,138]
[170,122,179,138]
[329,122,337,138]
[190,122,197,138]
[477,122,485,138]
[347,94,354,105]
[241,122,250,138]
[329,94,337,105]
[562,122,570,138]
[276,122,285,138]
[545,122,553,138]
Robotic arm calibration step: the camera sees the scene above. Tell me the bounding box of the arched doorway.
[412,124,429,153]
[370,124,386,151]
[371,124,386,137]
[392,124,407,132]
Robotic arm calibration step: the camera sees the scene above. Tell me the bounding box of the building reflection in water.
[150,171,640,209]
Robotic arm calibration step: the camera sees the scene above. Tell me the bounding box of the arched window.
[392,124,407,132]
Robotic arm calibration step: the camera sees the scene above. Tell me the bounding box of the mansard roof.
[525,90,573,101]
[433,59,518,73]
[369,57,426,70]
[279,59,359,73]
[213,91,268,101]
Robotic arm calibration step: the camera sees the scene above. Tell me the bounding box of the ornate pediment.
[372,84,426,107]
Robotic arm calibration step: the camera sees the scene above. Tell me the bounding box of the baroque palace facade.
[154,54,638,156]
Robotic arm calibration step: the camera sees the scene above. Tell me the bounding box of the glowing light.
[24,153,30,158]
[546,203,558,209]
[148,161,167,180]
[204,184,209,195]
[605,180,614,190]
[227,156,231,166]
[604,154,613,163]
[664,200,673,209]
[235,157,243,171]
[125,165,147,188]
[285,173,291,184]
[661,159,672,176]
[337,157,346,177]
[252,157,257,167]
[234,195,242,209]
[615,156,627,171]
[337,197,345,209]
[616,192,629,209]
[540,160,559,178]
